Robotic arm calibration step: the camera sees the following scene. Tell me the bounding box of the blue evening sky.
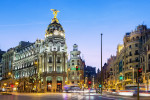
[0,0,150,71]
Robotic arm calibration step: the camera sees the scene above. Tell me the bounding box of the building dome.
[45,9,65,38]
[48,20,64,32]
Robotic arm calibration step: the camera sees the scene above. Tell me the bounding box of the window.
[110,68,112,71]
[57,46,60,51]
[72,72,74,75]
[68,74,70,77]
[72,63,74,65]
[135,50,139,55]
[25,63,27,67]
[57,57,61,63]
[135,57,139,62]
[129,45,132,49]
[77,60,80,65]
[132,37,135,41]
[141,58,142,63]
[71,54,74,57]
[148,64,150,71]
[143,57,145,62]
[135,44,138,47]
[49,57,52,63]
[57,66,61,73]
[31,62,33,65]
[136,36,139,40]
[148,45,150,51]
[49,66,52,72]
[129,52,132,56]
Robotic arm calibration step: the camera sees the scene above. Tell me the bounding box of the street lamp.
[8,72,11,76]
[101,33,103,94]
[4,83,7,86]
[15,82,19,85]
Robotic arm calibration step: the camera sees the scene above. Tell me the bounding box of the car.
[64,85,81,93]
[117,90,135,96]
[89,88,96,93]
[133,90,150,96]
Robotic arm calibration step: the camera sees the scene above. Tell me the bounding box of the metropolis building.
[1,9,68,92]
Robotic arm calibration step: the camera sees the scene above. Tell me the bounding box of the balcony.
[124,68,133,73]
[124,78,132,82]
[129,54,132,56]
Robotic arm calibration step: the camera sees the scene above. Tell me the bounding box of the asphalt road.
[0,92,149,100]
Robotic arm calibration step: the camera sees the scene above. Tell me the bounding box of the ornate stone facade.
[67,44,84,87]
[99,25,150,91]
[1,9,68,92]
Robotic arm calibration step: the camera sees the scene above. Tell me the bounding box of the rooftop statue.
[51,9,59,19]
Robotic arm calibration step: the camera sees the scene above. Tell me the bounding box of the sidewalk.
[0,92,12,95]
[11,92,66,95]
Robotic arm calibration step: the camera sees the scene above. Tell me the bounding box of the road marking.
[104,94,135,100]
[101,96,115,100]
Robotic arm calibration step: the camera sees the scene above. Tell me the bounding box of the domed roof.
[45,9,65,38]
[46,19,64,34]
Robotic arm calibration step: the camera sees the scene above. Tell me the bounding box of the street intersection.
[0,92,150,100]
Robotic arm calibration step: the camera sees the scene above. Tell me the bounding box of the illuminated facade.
[102,56,116,90]
[0,9,68,92]
[102,25,150,91]
[140,25,150,91]
[0,49,5,80]
[67,44,84,86]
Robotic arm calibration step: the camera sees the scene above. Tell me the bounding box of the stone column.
[62,76,65,90]
[41,55,44,72]
[52,52,55,71]
[44,52,47,72]
[53,52,56,71]
[63,53,66,72]
[52,76,56,92]
[55,52,57,72]
[43,76,47,92]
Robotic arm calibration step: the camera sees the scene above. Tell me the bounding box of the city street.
[0,92,150,100]
[1,1,150,100]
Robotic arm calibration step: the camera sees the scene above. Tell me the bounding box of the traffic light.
[99,84,102,88]
[119,76,123,80]
[88,81,91,85]
[138,68,142,77]
[76,66,78,71]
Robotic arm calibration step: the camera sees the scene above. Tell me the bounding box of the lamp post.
[133,67,134,84]
[101,33,103,94]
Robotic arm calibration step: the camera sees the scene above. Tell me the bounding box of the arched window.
[136,36,139,40]
[132,37,135,41]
